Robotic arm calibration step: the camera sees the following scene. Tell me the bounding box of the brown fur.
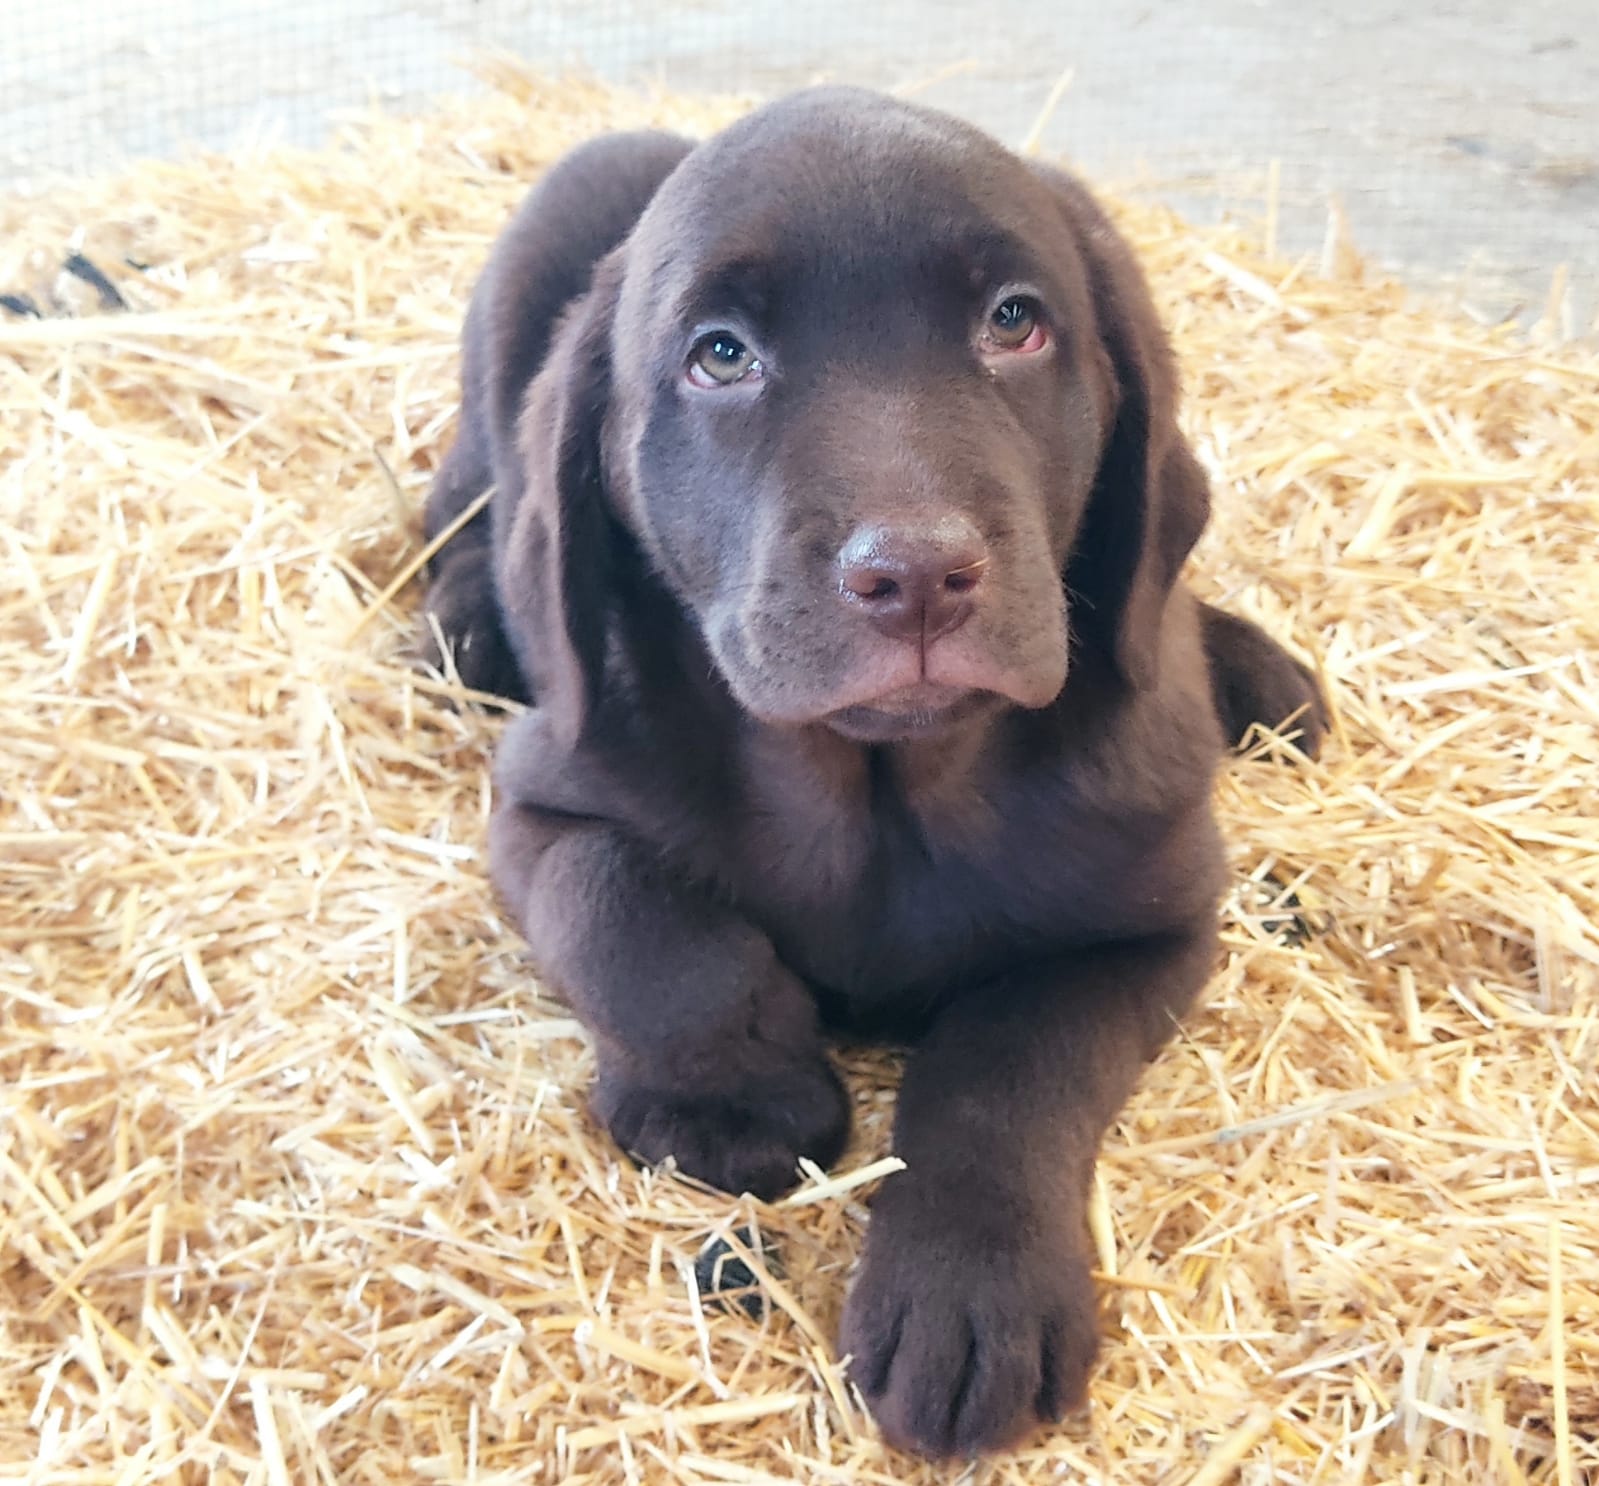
[419,88,1324,1459]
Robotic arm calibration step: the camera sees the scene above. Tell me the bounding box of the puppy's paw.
[840,1181,1099,1459]
[417,556,527,704]
[1224,644,1326,759]
[593,1057,851,1201]
[1202,606,1326,759]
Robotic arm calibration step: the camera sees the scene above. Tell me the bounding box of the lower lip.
[826,687,980,742]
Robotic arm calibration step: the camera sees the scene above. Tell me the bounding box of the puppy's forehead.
[630,90,1052,311]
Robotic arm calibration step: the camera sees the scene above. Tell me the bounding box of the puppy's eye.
[984,296,1047,353]
[688,331,762,388]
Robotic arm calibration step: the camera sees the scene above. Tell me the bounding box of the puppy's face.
[606,91,1115,742]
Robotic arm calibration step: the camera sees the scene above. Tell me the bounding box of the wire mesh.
[6,1,1597,321]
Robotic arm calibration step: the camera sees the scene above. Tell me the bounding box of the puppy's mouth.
[824,683,989,743]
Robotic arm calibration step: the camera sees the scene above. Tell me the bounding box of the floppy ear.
[495,255,624,744]
[1033,165,1212,690]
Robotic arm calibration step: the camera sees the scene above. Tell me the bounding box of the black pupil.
[996,300,1030,331]
[709,336,745,365]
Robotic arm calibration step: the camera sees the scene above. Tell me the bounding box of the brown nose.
[837,517,987,643]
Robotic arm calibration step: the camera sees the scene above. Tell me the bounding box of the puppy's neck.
[745,707,1005,823]
[872,721,996,800]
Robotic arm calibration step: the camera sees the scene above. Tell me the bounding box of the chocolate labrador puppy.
[419,88,1323,1459]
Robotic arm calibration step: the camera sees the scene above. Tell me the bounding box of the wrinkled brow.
[946,227,1052,293]
[669,213,1056,342]
[678,256,775,329]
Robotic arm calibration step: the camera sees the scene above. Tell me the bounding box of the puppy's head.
[510,89,1209,744]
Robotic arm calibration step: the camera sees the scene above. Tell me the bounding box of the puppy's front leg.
[488,787,850,1201]
[840,928,1217,1459]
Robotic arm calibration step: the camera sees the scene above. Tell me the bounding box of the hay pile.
[3,72,1596,1485]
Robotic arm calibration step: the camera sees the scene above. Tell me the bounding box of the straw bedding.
[2,71,1596,1485]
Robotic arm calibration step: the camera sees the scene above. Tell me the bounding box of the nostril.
[942,556,987,597]
[841,566,903,603]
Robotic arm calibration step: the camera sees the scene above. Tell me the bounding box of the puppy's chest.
[721,760,1111,1006]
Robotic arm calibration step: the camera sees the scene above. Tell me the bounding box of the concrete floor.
[6,1,1597,327]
